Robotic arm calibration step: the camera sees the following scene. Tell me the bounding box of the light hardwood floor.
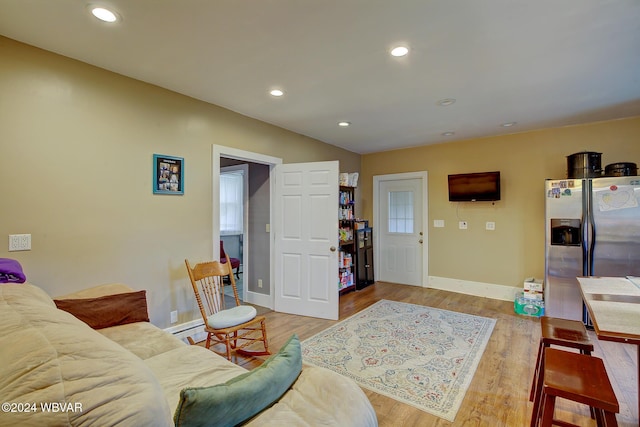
[203,282,639,426]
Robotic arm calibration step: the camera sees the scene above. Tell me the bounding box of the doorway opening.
[213,145,282,310]
[220,164,247,302]
[214,146,340,320]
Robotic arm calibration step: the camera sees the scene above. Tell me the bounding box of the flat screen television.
[448,171,501,202]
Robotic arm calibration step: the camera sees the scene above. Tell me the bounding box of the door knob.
[419,231,423,236]
[330,246,336,252]
[419,239,423,244]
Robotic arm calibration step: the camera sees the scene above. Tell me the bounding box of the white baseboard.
[244,290,272,309]
[427,276,518,302]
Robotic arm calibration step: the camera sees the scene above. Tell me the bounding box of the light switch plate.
[9,234,31,251]
[433,219,445,228]
[459,221,468,230]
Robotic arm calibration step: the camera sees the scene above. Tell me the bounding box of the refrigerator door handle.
[589,215,596,276]
[581,180,589,276]
[587,180,596,276]
[581,214,589,275]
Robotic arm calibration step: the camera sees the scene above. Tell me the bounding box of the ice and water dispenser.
[550,219,581,246]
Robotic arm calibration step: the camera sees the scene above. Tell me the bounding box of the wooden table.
[577,276,640,424]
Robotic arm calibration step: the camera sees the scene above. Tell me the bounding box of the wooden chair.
[529,317,595,421]
[531,348,619,427]
[185,256,269,360]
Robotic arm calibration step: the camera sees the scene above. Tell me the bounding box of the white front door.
[274,161,339,320]
[375,174,427,286]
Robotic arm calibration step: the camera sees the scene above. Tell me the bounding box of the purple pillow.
[0,258,26,283]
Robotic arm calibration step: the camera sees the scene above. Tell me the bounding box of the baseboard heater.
[163,319,205,343]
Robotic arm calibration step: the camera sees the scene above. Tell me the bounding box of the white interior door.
[274,161,339,320]
[375,175,426,286]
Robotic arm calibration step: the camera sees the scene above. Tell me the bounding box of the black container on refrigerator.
[544,176,640,325]
[566,151,602,178]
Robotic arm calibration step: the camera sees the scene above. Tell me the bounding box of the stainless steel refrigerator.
[545,176,640,323]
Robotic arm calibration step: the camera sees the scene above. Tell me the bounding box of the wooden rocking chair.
[185,256,270,360]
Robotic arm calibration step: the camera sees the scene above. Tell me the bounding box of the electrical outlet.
[170,310,178,324]
[257,279,263,288]
[486,221,496,231]
[9,234,31,251]
[459,221,468,230]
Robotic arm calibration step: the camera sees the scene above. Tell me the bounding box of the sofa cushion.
[99,321,187,360]
[173,334,302,427]
[55,282,136,299]
[0,283,172,427]
[245,365,378,427]
[54,290,149,329]
[0,282,56,308]
[144,345,248,411]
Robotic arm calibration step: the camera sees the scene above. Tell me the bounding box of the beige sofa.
[0,282,377,426]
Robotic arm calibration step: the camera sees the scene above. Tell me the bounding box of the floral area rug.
[301,299,496,422]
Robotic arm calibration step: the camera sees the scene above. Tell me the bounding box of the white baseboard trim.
[244,290,272,309]
[427,276,518,302]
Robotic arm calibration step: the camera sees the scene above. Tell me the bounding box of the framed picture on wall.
[153,154,184,195]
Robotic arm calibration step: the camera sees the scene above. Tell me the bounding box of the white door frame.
[373,172,429,287]
[213,145,282,309]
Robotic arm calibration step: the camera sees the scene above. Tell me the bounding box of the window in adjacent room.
[220,170,244,235]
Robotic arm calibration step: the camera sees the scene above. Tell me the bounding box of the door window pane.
[388,191,414,234]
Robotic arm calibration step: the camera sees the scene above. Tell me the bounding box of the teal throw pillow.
[174,334,302,427]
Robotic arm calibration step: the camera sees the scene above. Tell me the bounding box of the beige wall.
[0,37,359,328]
[360,116,640,289]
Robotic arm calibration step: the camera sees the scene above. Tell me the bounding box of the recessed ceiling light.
[338,121,351,127]
[390,46,409,57]
[269,89,284,97]
[501,122,517,127]
[436,98,456,107]
[441,131,455,136]
[91,7,119,23]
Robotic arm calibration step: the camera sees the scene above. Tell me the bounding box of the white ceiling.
[1,0,639,154]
